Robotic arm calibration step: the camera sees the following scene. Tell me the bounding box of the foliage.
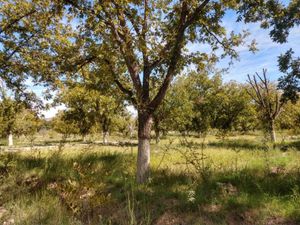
[0,97,19,137]
[278,101,300,133]
[185,71,257,135]
[51,111,79,139]
[153,76,194,140]
[14,108,42,143]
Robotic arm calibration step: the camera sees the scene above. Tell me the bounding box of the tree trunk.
[270,120,276,143]
[137,111,152,184]
[8,132,13,147]
[103,131,109,145]
[155,128,160,144]
[101,116,110,145]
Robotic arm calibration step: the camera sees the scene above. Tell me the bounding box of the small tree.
[186,71,223,136]
[277,101,300,134]
[212,82,256,137]
[14,108,42,145]
[0,97,18,146]
[247,69,284,142]
[51,111,79,141]
[153,76,194,143]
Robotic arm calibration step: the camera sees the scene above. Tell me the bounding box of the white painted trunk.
[8,133,13,147]
[270,120,276,143]
[136,112,152,184]
[137,137,151,183]
[103,131,109,145]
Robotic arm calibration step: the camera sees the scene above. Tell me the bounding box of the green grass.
[0,134,300,224]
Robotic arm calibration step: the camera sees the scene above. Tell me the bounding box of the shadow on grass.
[284,140,300,151]
[1,151,300,224]
[208,139,300,151]
[208,139,267,150]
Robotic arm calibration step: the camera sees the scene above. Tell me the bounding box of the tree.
[277,50,300,103]
[277,101,300,133]
[14,108,42,145]
[51,111,79,140]
[185,71,223,135]
[247,69,284,142]
[0,0,257,183]
[153,76,194,143]
[0,88,40,146]
[0,97,18,146]
[58,86,122,143]
[211,82,256,137]
[186,71,256,136]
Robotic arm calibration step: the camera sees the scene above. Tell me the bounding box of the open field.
[0,133,300,225]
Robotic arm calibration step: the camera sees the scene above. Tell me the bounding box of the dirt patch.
[0,207,8,219]
[155,211,187,225]
[265,216,298,225]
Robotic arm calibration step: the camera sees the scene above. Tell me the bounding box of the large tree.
[0,0,257,183]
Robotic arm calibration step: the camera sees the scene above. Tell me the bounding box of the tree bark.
[270,120,276,143]
[101,116,110,145]
[8,132,13,147]
[155,128,160,144]
[137,111,152,184]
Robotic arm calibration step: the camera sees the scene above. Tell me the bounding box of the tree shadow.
[208,139,266,150]
[1,151,300,224]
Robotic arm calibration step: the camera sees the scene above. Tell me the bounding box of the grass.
[0,133,300,224]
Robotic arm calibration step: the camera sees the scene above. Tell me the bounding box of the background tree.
[247,69,284,142]
[185,71,223,135]
[57,75,127,144]
[0,96,19,146]
[186,71,256,137]
[212,82,256,137]
[277,101,300,134]
[153,76,194,143]
[51,111,79,141]
[14,108,42,145]
[0,87,40,146]
[58,86,98,142]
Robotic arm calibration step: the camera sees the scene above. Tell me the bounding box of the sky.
[36,7,300,118]
[216,11,300,82]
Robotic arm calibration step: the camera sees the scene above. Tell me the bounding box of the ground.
[0,132,300,225]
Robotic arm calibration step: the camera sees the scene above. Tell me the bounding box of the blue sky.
[37,7,300,118]
[216,11,300,82]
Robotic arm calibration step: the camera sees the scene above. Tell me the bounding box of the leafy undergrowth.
[0,146,300,225]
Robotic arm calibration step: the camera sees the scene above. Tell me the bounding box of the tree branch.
[149,0,210,111]
[0,9,37,34]
[104,58,137,105]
